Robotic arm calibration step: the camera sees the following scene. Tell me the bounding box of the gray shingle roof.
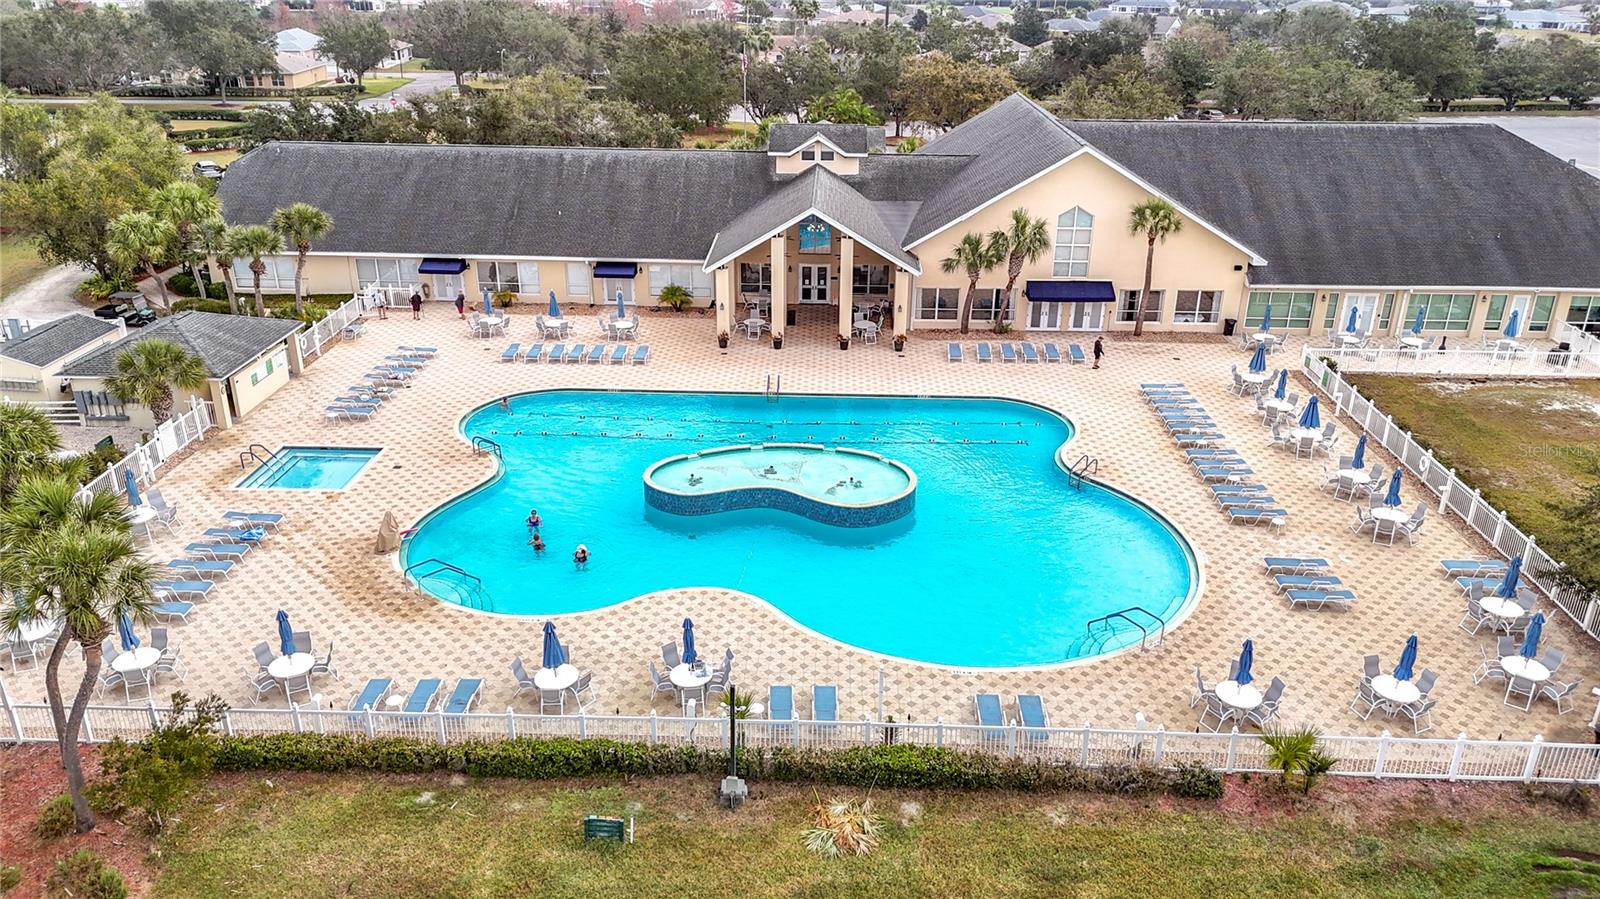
[1064,119,1600,288]
[766,123,883,156]
[0,314,117,367]
[59,312,303,380]
[705,166,920,272]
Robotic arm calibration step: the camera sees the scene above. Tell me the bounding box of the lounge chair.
[403,678,442,714]
[167,559,235,579]
[184,541,249,560]
[1000,343,1018,362]
[443,678,483,714]
[325,406,366,422]
[1228,506,1287,525]
[523,344,545,363]
[1439,559,1506,578]
[585,344,605,363]
[384,354,423,366]
[813,685,838,723]
[609,344,628,363]
[976,342,993,362]
[151,600,195,623]
[1456,576,1502,595]
[1216,495,1276,509]
[1211,484,1267,494]
[1286,588,1356,610]
[1263,557,1329,575]
[222,511,285,530]
[1043,343,1062,362]
[546,343,565,362]
[632,345,650,363]
[1017,694,1048,739]
[1068,344,1086,364]
[975,692,1006,740]
[350,678,392,711]
[768,684,794,722]
[1020,343,1040,363]
[1141,383,1185,389]
[500,343,522,361]
[203,526,266,544]
[397,345,438,356]
[1274,574,1341,592]
[947,342,963,362]
[565,344,586,362]
[152,580,213,599]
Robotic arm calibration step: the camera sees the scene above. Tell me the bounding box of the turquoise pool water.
[238,446,381,490]
[403,392,1196,667]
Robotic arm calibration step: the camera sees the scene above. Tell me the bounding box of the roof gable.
[767,123,882,156]
[59,312,303,380]
[0,314,118,367]
[704,167,920,273]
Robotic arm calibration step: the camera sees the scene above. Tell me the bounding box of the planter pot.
[893,339,906,352]
[718,337,729,349]
[839,338,850,350]
[772,335,784,350]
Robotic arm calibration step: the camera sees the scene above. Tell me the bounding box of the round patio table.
[1478,596,1526,625]
[1338,469,1371,486]
[126,506,159,539]
[1247,333,1276,345]
[1399,335,1425,349]
[1370,507,1409,526]
[534,664,579,692]
[670,663,712,692]
[1263,399,1294,415]
[1500,656,1549,683]
[1290,427,1322,443]
[268,652,315,680]
[110,646,160,674]
[12,619,54,644]
[1215,680,1262,714]
[1370,675,1421,706]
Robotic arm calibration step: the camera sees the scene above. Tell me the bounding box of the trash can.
[1223,318,1238,337]
[786,307,797,327]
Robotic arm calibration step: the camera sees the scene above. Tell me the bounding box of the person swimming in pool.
[526,509,542,535]
[529,533,546,554]
[573,544,589,568]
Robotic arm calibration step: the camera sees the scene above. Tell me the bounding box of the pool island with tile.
[644,444,916,527]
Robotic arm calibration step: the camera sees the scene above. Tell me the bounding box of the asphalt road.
[1446,115,1600,177]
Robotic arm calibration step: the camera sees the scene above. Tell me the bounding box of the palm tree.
[1126,198,1184,338]
[791,0,819,35]
[940,232,1003,335]
[152,181,221,298]
[106,211,177,311]
[0,404,85,505]
[103,339,207,425]
[987,209,1052,326]
[226,225,283,318]
[196,217,239,315]
[270,203,333,318]
[0,477,158,833]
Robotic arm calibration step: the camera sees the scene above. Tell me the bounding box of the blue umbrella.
[482,287,493,315]
[276,609,294,656]
[1345,304,1359,333]
[1235,639,1255,686]
[122,469,142,506]
[1297,395,1321,429]
[1248,342,1267,374]
[117,611,139,652]
[547,290,561,319]
[541,620,567,669]
[1519,612,1545,660]
[681,617,697,666]
[1351,434,1367,470]
[1495,554,1524,600]
[1258,303,1273,333]
[1411,306,1426,335]
[1503,308,1521,339]
[614,289,626,319]
[1383,469,1403,507]
[1393,634,1418,681]
[1274,369,1287,400]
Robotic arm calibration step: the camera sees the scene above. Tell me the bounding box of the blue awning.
[418,258,468,275]
[1025,280,1115,302]
[593,262,638,279]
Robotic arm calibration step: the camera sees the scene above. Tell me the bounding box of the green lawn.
[151,775,1600,898]
[1345,375,1600,541]
[0,233,52,298]
[354,76,413,97]
[188,148,241,168]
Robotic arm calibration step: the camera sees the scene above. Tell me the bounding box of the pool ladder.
[238,444,277,471]
[404,558,493,612]
[764,373,781,403]
[471,436,503,459]
[1074,606,1166,656]
[1068,454,1099,489]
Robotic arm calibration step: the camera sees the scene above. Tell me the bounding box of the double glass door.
[798,264,830,305]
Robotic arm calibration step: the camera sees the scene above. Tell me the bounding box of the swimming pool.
[403,392,1197,667]
[237,446,382,490]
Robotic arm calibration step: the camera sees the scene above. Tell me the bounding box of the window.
[1053,207,1093,277]
[1174,290,1222,324]
[798,215,831,254]
[1530,294,1555,332]
[820,150,835,161]
[852,265,891,298]
[565,262,590,298]
[646,264,713,298]
[355,257,421,289]
[1245,291,1315,329]
[270,74,286,87]
[1484,294,1507,331]
[1118,289,1163,322]
[1406,293,1474,332]
[476,261,540,294]
[234,256,298,291]
[916,287,960,321]
[1322,293,1340,330]
[1378,292,1397,330]
[970,288,1002,322]
[739,263,771,295]
[1567,296,1600,334]
[800,149,815,160]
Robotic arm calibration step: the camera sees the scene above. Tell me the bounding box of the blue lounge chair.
[1456,576,1502,595]
[1068,344,1086,364]
[1141,382,1185,389]
[1211,484,1267,494]
[1274,574,1340,592]
[1020,343,1040,363]
[385,353,425,366]
[1216,495,1276,508]
[1286,589,1356,610]
[403,678,442,713]
[768,685,794,723]
[350,678,392,712]
[152,579,213,599]
[1000,343,1018,362]
[632,345,650,364]
[813,685,838,723]
[185,541,248,560]
[151,600,195,623]
[609,344,628,363]
[204,526,266,544]
[500,343,522,361]
[947,342,963,362]
[546,343,565,362]
[1042,343,1062,362]
[523,343,545,363]
[1174,433,1224,445]
[976,342,993,362]
[397,345,438,356]
[362,372,404,386]
[167,559,235,579]
[223,511,285,530]
[325,405,366,422]
[1440,559,1506,577]
[565,344,585,362]
[1264,557,1328,575]
[348,385,392,401]
[1229,507,1288,525]
[1017,694,1048,739]
[585,344,605,363]
[975,693,1006,740]
[442,678,482,714]
[332,397,380,411]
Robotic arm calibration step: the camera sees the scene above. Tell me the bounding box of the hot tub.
[643,443,916,527]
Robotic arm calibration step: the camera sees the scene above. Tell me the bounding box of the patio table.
[1501,656,1549,683]
[1247,333,1277,346]
[1399,335,1425,349]
[1478,595,1527,626]
[126,506,159,539]
[1370,674,1421,706]
[1215,680,1262,714]
[1239,372,1269,387]
[110,646,160,674]
[1263,399,1294,415]
[1336,334,1364,347]
[612,319,638,339]
[268,652,315,680]
[534,664,579,692]
[10,618,54,645]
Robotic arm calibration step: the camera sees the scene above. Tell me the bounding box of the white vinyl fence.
[75,398,216,503]
[1299,351,1600,639]
[3,687,1597,785]
[295,292,372,360]
[1307,322,1600,378]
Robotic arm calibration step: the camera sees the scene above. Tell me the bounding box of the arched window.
[1053,207,1093,277]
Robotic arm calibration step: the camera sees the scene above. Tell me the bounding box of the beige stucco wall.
[0,328,124,398]
[1285,289,1583,343]
[772,147,863,176]
[728,224,898,309]
[228,342,292,420]
[64,377,210,431]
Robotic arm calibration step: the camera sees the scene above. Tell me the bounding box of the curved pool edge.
[398,388,1204,671]
[643,443,917,528]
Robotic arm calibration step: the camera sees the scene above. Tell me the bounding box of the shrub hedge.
[110,84,365,99]
[167,123,247,141]
[212,734,1218,799]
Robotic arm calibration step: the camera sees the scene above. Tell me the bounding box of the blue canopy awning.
[1025,280,1115,302]
[593,262,638,279]
[418,258,467,275]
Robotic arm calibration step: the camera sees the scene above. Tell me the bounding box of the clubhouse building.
[217,94,1600,346]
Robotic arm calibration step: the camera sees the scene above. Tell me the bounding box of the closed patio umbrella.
[1298,395,1320,429]
[482,287,493,315]
[614,289,626,319]
[276,609,294,656]
[1248,342,1267,374]
[541,620,567,669]
[1235,640,1254,686]
[1503,309,1521,339]
[1351,434,1367,469]
[1519,612,1545,660]
[1383,469,1403,507]
[122,469,142,506]
[1274,369,1287,400]
[117,610,139,652]
[681,618,697,666]
[1258,304,1272,333]
[1394,634,1418,681]
[547,290,561,319]
[1345,304,1359,333]
[1494,554,1523,599]
[1411,306,1426,335]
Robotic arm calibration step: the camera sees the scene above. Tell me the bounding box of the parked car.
[192,160,225,179]
[1197,109,1227,121]
[92,291,157,328]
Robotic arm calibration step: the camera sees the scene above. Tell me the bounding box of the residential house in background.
[1047,17,1099,33]
[0,315,122,400]
[243,52,330,89]
[1107,0,1176,14]
[1503,8,1586,30]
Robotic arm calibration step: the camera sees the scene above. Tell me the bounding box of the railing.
[3,681,1596,785]
[1,397,77,424]
[404,558,492,612]
[765,373,781,402]
[238,443,276,470]
[0,318,39,341]
[1300,351,1600,639]
[1068,454,1099,489]
[295,292,371,360]
[1081,606,1165,654]
[470,436,502,459]
[76,398,216,504]
[1307,329,1600,379]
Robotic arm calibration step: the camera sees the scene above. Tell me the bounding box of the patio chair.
[1020,343,1040,363]
[396,345,438,357]
[1539,679,1581,715]
[1504,676,1537,711]
[947,342,963,362]
[155,646,188,683]
[1439,559,1506,578]
[511,656,538,697]
[768,684,794,722]
[145,487,180,531]
[648,660,675,703]
[1400,698,1436,734]
[151,627,169,652]
[1401,504,1427,544]
[1362,654,1380,680]
[292,630,312,654]
[1190,667,1212,708]
[1414,669,1438,697]
[570,671,598,710]
[584,344,605,363]
[1274,574,1341,593]
[1458,596,1491,636]
[661,641,681,669]
[251,641,275,670]
[608,344,628,364]
[95,667,125,697]
[311,641,338,680]
[1316,423,1339,456]
[242,669,276,704]
[350,677,392,711]
[1017,694,1048,736]
[442,678,483,714]
[224,509,290,529]
[121,665,153,701]
[404,679,442,714]
[1269,420,1288,446]
[1244,677,1285,728]
[564,343,586,363]
[1539,647,1565,674]
[1348,678,1382,720]
[185,542,249,560]
[1294,435,1317,460]
[811,684,839,724]
[546,343,565,362]
[1043,343,1062,362]
[1285,588,1356,610]
[1197,692,1230,733]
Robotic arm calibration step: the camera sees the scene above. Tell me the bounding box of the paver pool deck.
[7,309,1595,742]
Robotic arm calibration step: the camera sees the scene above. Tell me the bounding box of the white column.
[837,236,855,345]
[893,269,912,338]
[769,234,787,347]
[713,267,734,340]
